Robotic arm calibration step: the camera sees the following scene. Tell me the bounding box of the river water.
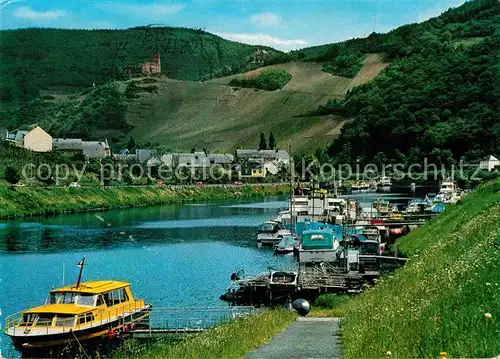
[0,192,419,356]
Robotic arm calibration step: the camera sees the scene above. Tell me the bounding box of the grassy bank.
[314,180,500,358]
[0,185,289,219]
[112,309,296,359]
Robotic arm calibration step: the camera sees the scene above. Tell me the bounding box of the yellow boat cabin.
[4,280,151,350]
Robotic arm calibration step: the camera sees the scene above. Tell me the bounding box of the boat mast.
[289,141,295,234]
[75,257,86,288]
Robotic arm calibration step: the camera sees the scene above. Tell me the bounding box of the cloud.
[1,0,23,8]
[13,6,66,20]
[96,2,185,18]
[215,32,307,51]
[249,12,280,27]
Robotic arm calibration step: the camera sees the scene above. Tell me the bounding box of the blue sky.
[0,0,465,50]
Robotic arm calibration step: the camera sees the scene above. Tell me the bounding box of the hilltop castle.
[141,53,161,75]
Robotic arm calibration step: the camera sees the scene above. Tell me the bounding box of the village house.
[53,138,84,151]
[113,149,137,162]
[235,149,290,177]
[176,152,210,169]
[136,149,154,163]
[5,126,52,152]
[479,155,499,172]
[207,154,234,169]
[82,140,110,159]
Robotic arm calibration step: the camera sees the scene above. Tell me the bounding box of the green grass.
[111,309,296,359]
[0,185,289,218]
[330,180,500,358]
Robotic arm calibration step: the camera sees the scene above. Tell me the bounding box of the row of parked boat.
[256,180,465,264]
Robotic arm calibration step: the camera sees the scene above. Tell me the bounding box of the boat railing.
[4,299,148,336]
[4,312,76,336]
[75,299,147,331]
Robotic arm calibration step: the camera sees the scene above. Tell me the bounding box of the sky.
[0,0,466,50]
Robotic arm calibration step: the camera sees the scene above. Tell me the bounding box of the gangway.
[129,306,258,338]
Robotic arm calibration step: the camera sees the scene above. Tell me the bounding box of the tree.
[127,136,136,150]
[268,132,276,150]
[259,132,267,150]
[5,166,20,185]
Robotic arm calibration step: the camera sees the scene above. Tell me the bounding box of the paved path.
[246,317,342,359]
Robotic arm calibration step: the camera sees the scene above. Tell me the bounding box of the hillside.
[0,26,280,108]
[1,0,498,156]
[330,180,500,358]
[111,57,388,152]
[299,0,500,163]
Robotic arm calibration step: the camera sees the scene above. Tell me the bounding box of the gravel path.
[246,317,342,359]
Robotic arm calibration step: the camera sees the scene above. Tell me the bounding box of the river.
[0,192,420,356]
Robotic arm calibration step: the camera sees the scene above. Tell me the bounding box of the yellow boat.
[4,259,151,350]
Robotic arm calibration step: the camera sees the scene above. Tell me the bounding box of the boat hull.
[7,307,151,351]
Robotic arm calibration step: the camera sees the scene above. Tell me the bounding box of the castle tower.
[152,53,161,74]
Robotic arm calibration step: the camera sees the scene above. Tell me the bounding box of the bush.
[315,293,351,308]
[4,166,20,185]
[322,50,365,78]
[229,69,292,91]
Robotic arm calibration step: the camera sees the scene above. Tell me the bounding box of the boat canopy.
[50,281,130,294]
[295,220,360,238]
[276,236,298,249]
[258,221,283,233]
[302,228,335,250]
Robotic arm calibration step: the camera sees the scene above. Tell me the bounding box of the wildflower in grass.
[484,312,492,319]
[439,352,448,358]
[386,350,392,357]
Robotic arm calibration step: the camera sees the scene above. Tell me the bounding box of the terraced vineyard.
[126,56,388,152]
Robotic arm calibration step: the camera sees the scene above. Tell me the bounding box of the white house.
[6,126,52,152]
[479,155,499,171]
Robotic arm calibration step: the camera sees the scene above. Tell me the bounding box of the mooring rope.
[70,330,90,359]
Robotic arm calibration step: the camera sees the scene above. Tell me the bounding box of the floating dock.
[220,257,407,306]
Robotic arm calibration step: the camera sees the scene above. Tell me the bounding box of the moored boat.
[297,227,341,263]
[256,220,292,247]
[274,235,299,255]
[4,258,151,351]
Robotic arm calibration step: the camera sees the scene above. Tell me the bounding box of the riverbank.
[0,184,289,219]
[112,310,296,359]
[312,179,500,358]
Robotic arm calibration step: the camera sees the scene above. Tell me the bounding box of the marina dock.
[127,306,258,338]
[221,256,407,306]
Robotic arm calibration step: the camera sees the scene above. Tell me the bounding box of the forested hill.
[0,26,281,107]
[303,0,500,164]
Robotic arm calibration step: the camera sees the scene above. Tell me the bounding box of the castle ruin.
[141,53,161,76]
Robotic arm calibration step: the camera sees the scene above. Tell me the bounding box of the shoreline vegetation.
[311,179,500,358]
[111,309,296,359]
[0,184,289,219]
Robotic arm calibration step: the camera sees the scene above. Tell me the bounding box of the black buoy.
[292,299,311,316]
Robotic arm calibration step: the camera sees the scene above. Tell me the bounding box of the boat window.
[361,242,380,255]
[22,313,37,325]
[49,292,63,304]
[96,295,105,307]
[259,223,275,232]
[33,314,54,327]
[50,292,76,304]
[103,288,129,306]
[77,313,95,325]
[76,294,96,307]
[56,315,75,327]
